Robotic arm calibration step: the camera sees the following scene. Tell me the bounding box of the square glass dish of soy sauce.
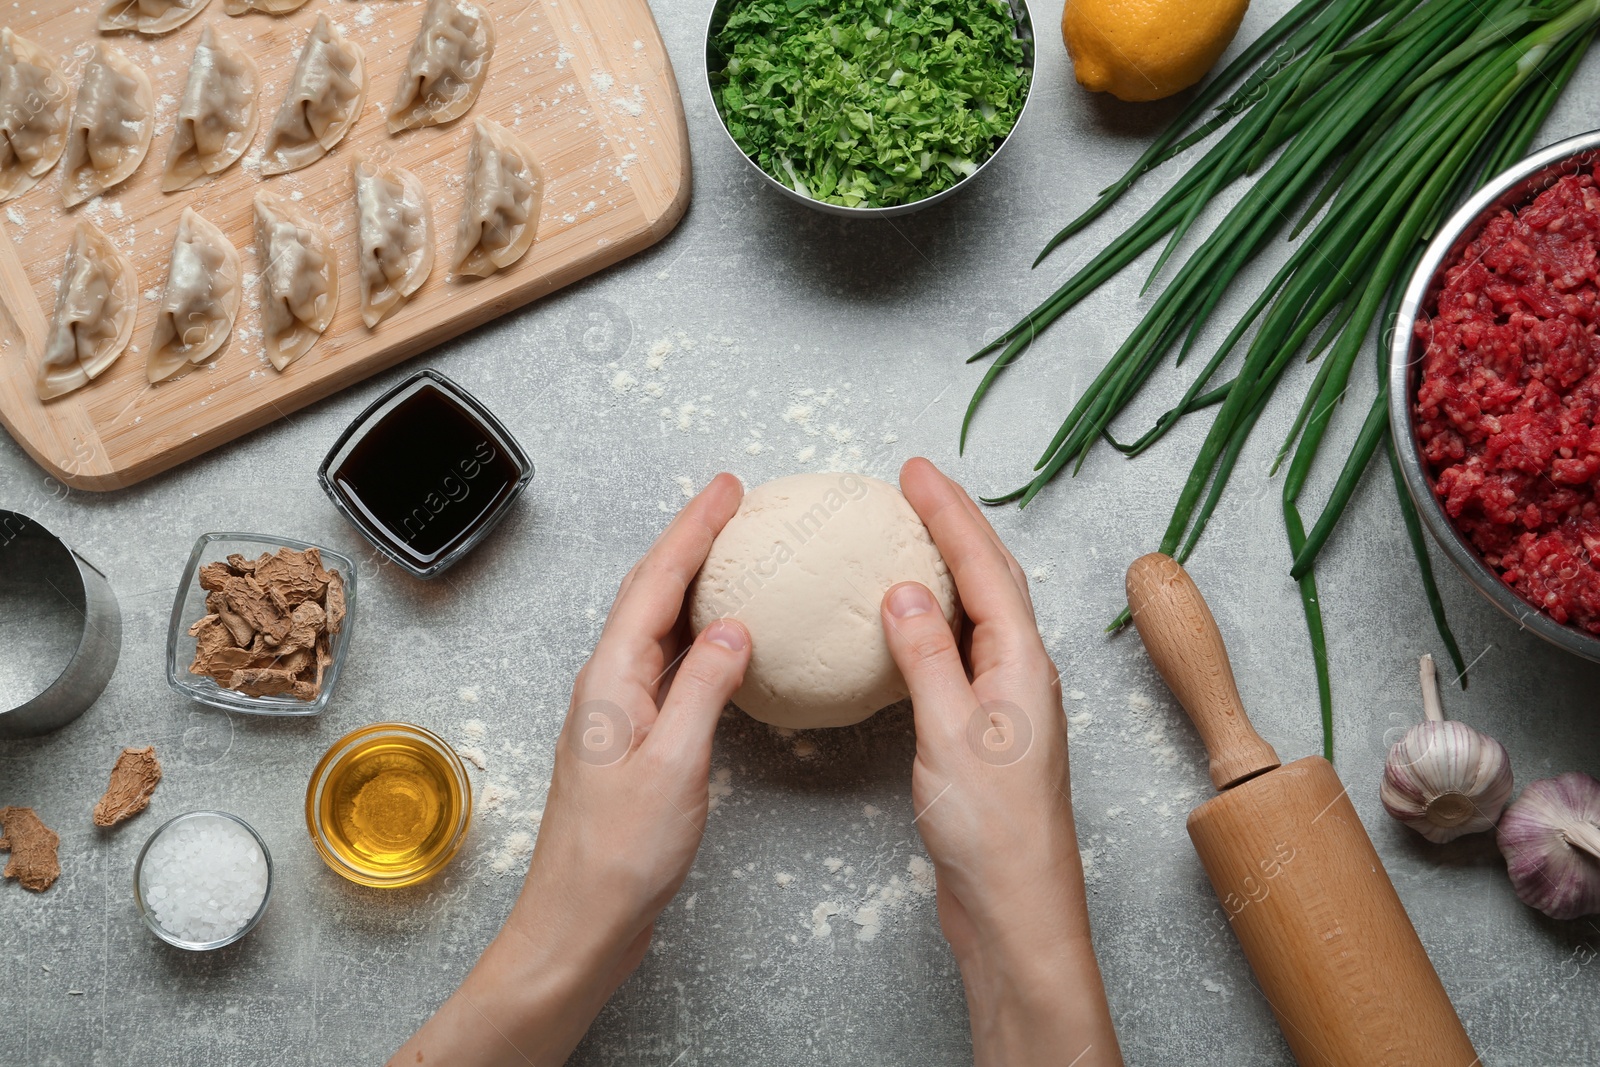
[318,370,533,579]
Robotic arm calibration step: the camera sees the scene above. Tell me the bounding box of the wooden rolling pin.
[1125,553,1479,1067]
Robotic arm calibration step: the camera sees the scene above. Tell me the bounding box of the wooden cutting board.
[0,0,690,490]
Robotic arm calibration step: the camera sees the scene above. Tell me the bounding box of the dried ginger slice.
[188,614,235,662]
[224,667,300,697]
[198,561,234,591]
[206,646,257,672]
[278,600,326,656]
[218,609,254,647]
[0,807,60,892]
[92,746,161,827]
[221,575,290,644]
[254,547,328,611]
[324,570,347,633]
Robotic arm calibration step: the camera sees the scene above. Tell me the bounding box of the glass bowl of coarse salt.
[134,811,273,951]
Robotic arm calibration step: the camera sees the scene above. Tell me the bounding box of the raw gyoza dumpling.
[255,191,338,369]
[260,16,366,177]
[99,0,212,35]
[224,0,308,13]
[162,26,259,193]
[452,119,543,279]
[147,208,242,383]
[354,158,434,327]
[60,45,154,209]
[35,223,137,400]
[387,0,495,133]
[0,29,72,203]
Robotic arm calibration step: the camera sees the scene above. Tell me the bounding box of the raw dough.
[690,473,958,728]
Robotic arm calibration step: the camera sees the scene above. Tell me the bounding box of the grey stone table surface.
[4,0,1600,1063]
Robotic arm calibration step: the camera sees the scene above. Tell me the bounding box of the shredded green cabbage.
[709,0,1032,208]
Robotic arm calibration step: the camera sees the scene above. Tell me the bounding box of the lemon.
[1063,0,1249,103]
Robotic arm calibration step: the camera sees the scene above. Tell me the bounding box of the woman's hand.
[392,474,751,1067]
[882,457,1122,1067]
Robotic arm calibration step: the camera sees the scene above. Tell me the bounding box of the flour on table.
[490,831,535,874]
[707,767,733,812]
[809,900,841,938]
[807,855,934,943]
[1080,847,1100,883]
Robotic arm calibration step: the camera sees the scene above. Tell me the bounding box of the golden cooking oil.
[307,723,470,887]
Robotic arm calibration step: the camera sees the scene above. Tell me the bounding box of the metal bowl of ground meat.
[1389,128,1600,664]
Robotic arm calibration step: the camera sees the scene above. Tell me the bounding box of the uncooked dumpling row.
[36,223,137,400]
[388,0,495,133]
[0,29,72,203]
[452,119,542,278]
[147,208,242,382]
[163,25,259,193]
[354,158,434,328]
[99,0,212,35]
[223,0,309,13]
[254,191,338,369]
[261,16,366,177]
[61,45,154,208]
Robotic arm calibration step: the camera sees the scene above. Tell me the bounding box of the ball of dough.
[690,473,959,729]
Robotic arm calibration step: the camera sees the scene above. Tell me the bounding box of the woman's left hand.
[391,473,751,1067]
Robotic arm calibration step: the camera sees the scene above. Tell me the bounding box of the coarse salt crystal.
[139,816,268,945]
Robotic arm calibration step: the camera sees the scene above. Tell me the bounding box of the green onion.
[963,0,1600,759]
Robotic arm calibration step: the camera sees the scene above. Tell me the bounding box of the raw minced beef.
[1415,165,1600,634]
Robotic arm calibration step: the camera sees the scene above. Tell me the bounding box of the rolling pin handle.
[1125,553,1280,791]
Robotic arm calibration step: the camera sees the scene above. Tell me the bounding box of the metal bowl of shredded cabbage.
[705,0,1034,217]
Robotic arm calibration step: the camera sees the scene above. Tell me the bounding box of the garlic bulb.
[1497,772,1600,920]
[1379,654,1512,843]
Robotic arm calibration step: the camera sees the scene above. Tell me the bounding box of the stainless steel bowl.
[1388,128,1600,664]
[703,0,1035,218]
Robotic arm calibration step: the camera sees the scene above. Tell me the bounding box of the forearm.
[388,919,626,1067]
[955,883,1123,1067]
[958,926,1122,1067]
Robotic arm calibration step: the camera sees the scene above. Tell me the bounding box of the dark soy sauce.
[331,385,521,567]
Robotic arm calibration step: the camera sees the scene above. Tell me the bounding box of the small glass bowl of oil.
[306,722,471,888]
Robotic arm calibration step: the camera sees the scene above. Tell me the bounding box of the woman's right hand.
[881,457,1123,1067]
